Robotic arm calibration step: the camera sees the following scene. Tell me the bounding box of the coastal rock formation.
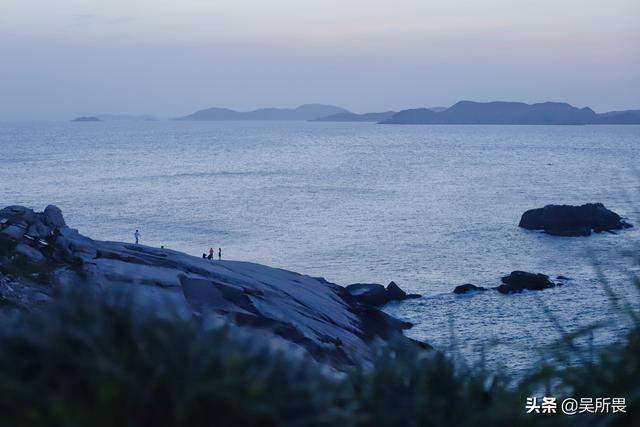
[495,271,559,294]
[453,273,570,295]
[453,283,487,294]
[0,204,423,367]
[519,203,632,236]
[346,281,421,307]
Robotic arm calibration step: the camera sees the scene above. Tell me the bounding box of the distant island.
[312,111,396,122]
[312,107,452,122]
[595,109,640,124]
[74,102,640,125]
[72,114,156,122]
[177,104,348,121]
[71,116,100,122]
[380,101,640,125]
[94,114,156,121]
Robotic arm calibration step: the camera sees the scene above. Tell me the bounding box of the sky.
[1,0,639,119]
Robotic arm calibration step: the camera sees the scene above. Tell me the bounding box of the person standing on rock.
[134,229,140,245]
[218,247,222,260]
[208,248,214,260]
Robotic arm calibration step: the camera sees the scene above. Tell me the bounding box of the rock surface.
[519,203,632,236]
[43,205,66,228]
[495,271,559,294]
[0,204,424,367]
[346,281,421,307]
[15,243,45,264]
[453,272,568,295]
[453,283,487,294]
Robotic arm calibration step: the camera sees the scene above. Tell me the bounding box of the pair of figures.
[205,247,221,261]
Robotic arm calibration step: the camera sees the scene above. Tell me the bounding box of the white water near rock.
[1,120,639,373]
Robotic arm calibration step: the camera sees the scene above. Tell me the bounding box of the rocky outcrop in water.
[346,281,421,307]
[0,204,424,367]
[495,271,560,294]
[453,272,567,295]
[519,203,632,236]
[453,283,487,294]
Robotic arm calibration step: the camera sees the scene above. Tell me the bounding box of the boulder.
[495,271,558,294]
[0,225,26,241]
[43,205,66,228]
[385,281,406,299]
[0,206,36,223]
[27,222,52,239]
[453,283,487,294]
[346,283,388,306]
[15,243,45,264]
[519,203,632,236]
[346,281,421,306]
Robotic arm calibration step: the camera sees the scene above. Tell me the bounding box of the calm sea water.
[1,120,639,372]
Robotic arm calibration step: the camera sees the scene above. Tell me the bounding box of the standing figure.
[208,248,214,260]
[134,229,140,245]
[218,247,222,261]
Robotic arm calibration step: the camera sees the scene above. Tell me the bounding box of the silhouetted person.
[202,253,206,259]
[218,247,222,260]
[134,229,140,245]
[208,248,214,261]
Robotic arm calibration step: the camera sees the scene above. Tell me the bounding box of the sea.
[2,120,639,374]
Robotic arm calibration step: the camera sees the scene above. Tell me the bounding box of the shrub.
[0,287,637,426]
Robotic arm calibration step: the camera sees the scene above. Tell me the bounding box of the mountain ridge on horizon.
[176,103,348,121]
[380,100,640,125]
[72,101,640,124]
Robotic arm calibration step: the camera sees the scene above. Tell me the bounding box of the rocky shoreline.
[1,201,633,367]
[0,204,426,368]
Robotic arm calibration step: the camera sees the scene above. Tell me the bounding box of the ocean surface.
[2,120,639,373]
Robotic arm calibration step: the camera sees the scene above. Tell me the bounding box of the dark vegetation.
[0,277,637,427]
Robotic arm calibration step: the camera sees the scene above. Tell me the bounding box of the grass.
[0,237,638,426]
[0,285,636,427]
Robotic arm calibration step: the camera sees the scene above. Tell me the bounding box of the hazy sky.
[2,0,639,119]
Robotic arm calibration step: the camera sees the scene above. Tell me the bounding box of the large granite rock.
[15,243,45,264]
[495,271,559,294]
[519,203,632,236]
[1,225,26,241]
[43,205,66,228]
[453,283,487,294]
[345,283,388,306]
[453,273,569,295]
[0,204,425,368]
[346,281,421,307]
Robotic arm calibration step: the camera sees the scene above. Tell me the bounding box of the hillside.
[177,104,349,121]
[381,101,598,125]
